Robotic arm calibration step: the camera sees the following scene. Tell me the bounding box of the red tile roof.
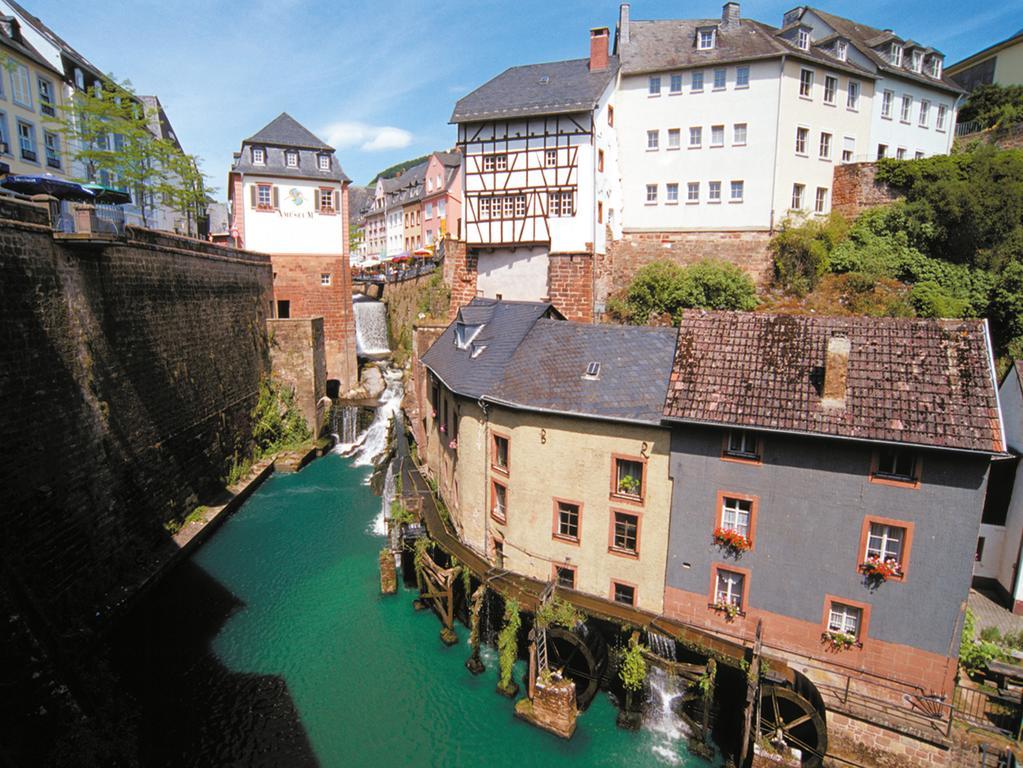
[663,311,1004,453]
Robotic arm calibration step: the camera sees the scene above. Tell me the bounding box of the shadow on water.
[111,558,318,768]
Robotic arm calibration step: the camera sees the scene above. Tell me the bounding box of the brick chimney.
[822,334,850,410]
[590,27,609,71]
[619,4,631,45]
[722,2,740,28]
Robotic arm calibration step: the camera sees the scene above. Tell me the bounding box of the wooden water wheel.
[758,683,828,767]
[545,624,607,710]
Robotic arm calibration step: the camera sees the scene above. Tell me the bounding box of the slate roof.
[140,95,183,152]
[451,57,619,123]
[489,319,679,425]
[803,7,964,93]
[3,0,103,76]
[245,112,334,150]
[0,14,61,75]
[436,151,462,167]
[663,311,1004,454]
[421,299,558,400]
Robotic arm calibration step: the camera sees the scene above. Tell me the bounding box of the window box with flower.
[860,555,902,585]
[713,527,752,556]
[710,600,742,621]
[821,630,859,651]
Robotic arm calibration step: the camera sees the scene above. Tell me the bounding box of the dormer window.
[698,27,716,50]
[911,50,923,72]
[318,154,330,171]
[890,43,902,66]
[252,146,265,164]
[835,40,847,61]
[797,28,810,51]
[454,322,484,350]
[929,56,942,78]
[285,150,299,168]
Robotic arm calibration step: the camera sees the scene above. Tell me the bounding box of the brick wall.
[832,162,901,219]
[445,238,477,319]
[600,230,774,316]
[547,253,593,322]
[0,197,272,644]
[268,317,327,435]
[956,122,1023,151]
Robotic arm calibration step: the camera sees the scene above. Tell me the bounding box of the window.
[719,496,753,539]
[491,480,507,523]
[479,196,491,219]
[890,43,903,66]
[550,190,573,216]
[613,456,644,499]
[708,181,721,202]
[691,71,704,92]
[815,187,828,213]
[799,69,814,98]
[649,75,661,95]
[689,126,702,147]
[877,144,888,160]
[317,188,336,214]
[320,273,331,286]
[492,433,509,473]
[554,499,580,541]
[733,123,747,145]
[725,429,760,460]
[608,105,614,126]
[255,183,273,209]
[318,154,330,171]
[842,136,855,163]
[597,201,603,222]
[611,511,640,555]
[493,537,504,568]
[698,27,715,50]
[285,150,299,168]
[37,77,55,117]
[0,113,9,154]
[11,64,30,108]
[930,57,942,79]
[836,40,848,61]
[647,129,659,150]
[252,146,265,164]
[424,202,433,219]
[936,104,947,131]
[915,151,925,160]
[798,28,810,50]
[827,601,863,640]
[666,183,679,203]
[711,125,724,147]
[736,66,749,88]
[16,120,35,161]
[911,50,922,72]
[795,126,808,155]
[667,128,680,149]
[881,90,894,119]
[670,74,682,93]
[847,80,860,110]
[824,75,837,104]
[687,182,700,202]
[555,564,576,589]
[896,147,906,160]
[919,100,930,128]
[43,131,60,169]
[598,148,605,170]
[714,568,745,611]
[483,153,508,171]
[791,183,805,210]
[645,184,657,204]
[276,300,290,318]
[872,448,919,485]
[612,581,636,605]
[900,95,912,122]
[819,132,832,160]
[545,148,557,166]
[864,521,908,572]
[713,68,726,90]
[730,180,744,202]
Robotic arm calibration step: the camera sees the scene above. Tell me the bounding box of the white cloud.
[321,121,413,152]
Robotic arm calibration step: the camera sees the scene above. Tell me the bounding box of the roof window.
[454,322,484,350]
[835,39,847,61]
[697,27,716,50]
[583,361,601,380]
[797,27,810,51]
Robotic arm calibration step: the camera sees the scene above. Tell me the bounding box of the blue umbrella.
[1,174,94,201]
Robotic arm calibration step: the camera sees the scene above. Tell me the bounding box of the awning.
[1,174,94,201]
[84,184,133,205]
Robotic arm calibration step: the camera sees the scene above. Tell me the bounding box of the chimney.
[619,4,631,45]
[722,2,740,28]
[590,27,609,71]
[822,334,850,410]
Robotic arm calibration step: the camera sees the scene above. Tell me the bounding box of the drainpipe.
[479,397,490,557]
[592,106,598,323]
[768,55,787,233]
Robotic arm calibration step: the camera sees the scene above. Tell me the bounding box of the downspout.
[768,55,787,233]
[592,105,598,323]
[479,397,490,557]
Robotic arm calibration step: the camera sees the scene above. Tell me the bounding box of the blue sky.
[30,0,1022,197]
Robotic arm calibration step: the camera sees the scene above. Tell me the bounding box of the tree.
[957,83,1023,130]
[770,213,848,294]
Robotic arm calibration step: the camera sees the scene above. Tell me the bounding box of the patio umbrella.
[413,248,433,257]
[1,174,94,201]
[83,184,132,205]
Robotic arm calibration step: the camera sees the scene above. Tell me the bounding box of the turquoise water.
[124,453,709,767]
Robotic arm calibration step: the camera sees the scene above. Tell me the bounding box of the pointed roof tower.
[244,112,334,150]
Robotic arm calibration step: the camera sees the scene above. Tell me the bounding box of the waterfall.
[648,631,677,662]
[330,405,359,444]
[644,665,692,766]
[375,457,397,537]
[353,296,391,359]
[336,368,404,464]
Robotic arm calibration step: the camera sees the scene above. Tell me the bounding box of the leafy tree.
[607,259,757,324]
[957,83,1023,130]
[990,260,1023,352]
[770,213,848,294]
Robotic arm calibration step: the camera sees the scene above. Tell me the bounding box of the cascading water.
[330,405,359,444]
[648,631,677,662]
[644,665,692,766]
[353,296,391,359]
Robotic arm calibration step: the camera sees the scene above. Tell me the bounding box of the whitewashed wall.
[242,176,343,254]
[475,246,549,300]
[870,74,957,160]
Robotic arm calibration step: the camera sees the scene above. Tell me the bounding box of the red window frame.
[608,508,641,558]
[551,497,582,545]
[610,579,637,606]
[610,453,647,506]
[714,491,759,550]
[858,516,913,582]
[490,479,508,524]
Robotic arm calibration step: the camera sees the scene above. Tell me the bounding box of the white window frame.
[713,68,726,90]
[936,104,947,131]
[736,66,749,88]
[828,603,861,637]
[815,186,828,213]
[708,180,721,202]
[720,497,751,537]
[687,181,700,203]
[11,63,30,108]
[798,28,810,50]
[919,100,930,128]
[866,523,904,564]
[645,184,658,204]
[689,126,702,148]
[647,129,659,150]
[649,75,661,96]
[715,570,744,609]
[691,71,704,92]
[819,132,832,160]
[711,124,724,147]
[733,123,747,146]
[881,90,894,119]
[795,126,808,155]
[799,68,814,98]
[847,80,860,110]
[823,75,837,104]
[667,128,681,150]
[285,150,299,168]
[900,95,913,123]
[320,273,331,286]
[318,154,330,171]
[729,180,744,202]
[791,183,805,210]
[698,27,715,50]
[670,74,682,93]
[252,146,265,164]
[666,182,679,204]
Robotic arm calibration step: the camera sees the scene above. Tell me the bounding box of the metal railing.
[954,684,1023,740]
[352,259,438,285]
[956,120,985,138]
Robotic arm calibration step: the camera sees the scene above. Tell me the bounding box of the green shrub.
[497,599,521,690]
[991,260,1023,342]
[251,376,312,455]
[619,638,648,693]
[910,282,973,318]
[960,608,1006,673]
[958,84,1023,130]
[980,626,1003,643]
[534,597,583,630]
[770,214,848,294]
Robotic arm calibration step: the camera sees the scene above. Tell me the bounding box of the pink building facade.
[421,151,462,246]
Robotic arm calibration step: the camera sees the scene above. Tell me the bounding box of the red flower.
[713,527,752,553]
[859,555,902,582]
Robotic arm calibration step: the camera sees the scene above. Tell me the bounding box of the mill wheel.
[758,684,828,767]
[546,625,607,710]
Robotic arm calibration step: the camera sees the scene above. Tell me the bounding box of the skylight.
[583,361,601,380]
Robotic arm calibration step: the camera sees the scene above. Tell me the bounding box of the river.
[114,447,711,767]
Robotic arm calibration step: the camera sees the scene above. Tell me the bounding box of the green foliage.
[980,626,1002,643]
[497,600,521,689]
[960,608,1007,673]
[770,214,849,294]
[617,474,640,495]
[390,499,415,525]
[619,638,648,692]
[417,272,450,319]
[607,259,757,324]
[251,377,312,455]
[697,658,716,699]
[534,597,583,630]
[413,536,431,591]
[224,452,254,487]
[958,84,1023,130]
[370,154,432,185]
[910,282,973,319]
[991,260,1023,351]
